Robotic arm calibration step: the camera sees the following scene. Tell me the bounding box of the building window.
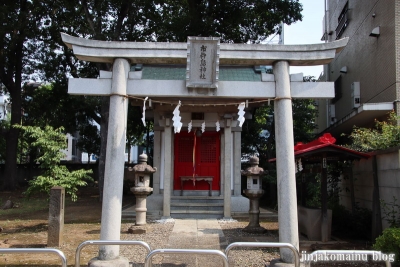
[332,76,342,104]
[336,2,349,39]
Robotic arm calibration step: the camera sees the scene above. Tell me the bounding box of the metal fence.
[145,248,229,267]
[75,240,152,267]
[0,241,393,267]
[0,248,67,267]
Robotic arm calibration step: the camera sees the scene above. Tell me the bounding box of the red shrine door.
[174,131,220,192]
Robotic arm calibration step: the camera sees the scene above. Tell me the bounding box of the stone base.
[243,225,267,234]
[128,225,147,234]
[88,256,129,267]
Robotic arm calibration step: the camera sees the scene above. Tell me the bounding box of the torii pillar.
[61,33,348,266]
[90,58,130,266]
[273,61,298,263]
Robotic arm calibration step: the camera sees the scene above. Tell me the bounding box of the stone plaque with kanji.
[186,36,220,89]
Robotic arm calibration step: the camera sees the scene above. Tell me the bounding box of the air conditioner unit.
[351,82,361,108]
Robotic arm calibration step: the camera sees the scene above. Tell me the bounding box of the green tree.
[152,0,302,43]
[241,75,318,167]
[22,83,101,161]
[2,0,303,192]
[241,75,318,208]
[42,0,303,199]
[0,1,52,189]
[76,123,101,160]
[22,84,98,131]
[0,0,102,190]
[0,114,10,163]
[346,111,400,152]
[126,105,147,162]
[15,124,93,201]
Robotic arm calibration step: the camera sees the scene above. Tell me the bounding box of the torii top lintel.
[61,33,348,66]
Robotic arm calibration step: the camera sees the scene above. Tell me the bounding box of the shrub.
[346,111,400,152]
[331,203,372,239]
[15,125,93,201]
[373,227,400,263]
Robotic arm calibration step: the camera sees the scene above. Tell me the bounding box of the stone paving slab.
[160,219,227,267]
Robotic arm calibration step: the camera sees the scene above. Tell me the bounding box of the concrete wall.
[339,147,400,230]
[322,0,398,125]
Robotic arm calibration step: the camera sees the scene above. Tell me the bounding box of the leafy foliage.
[0,0,52,189]
[76,123,101,158]
[297,162,346,209]
[373,227,400,263]
[152,0,302,43]
[241,75,318,169]
[330,203,372,239]
[14,125,93,201]
[242,75,318,208]
[1,0,304,190]
[346,111,400,152]
[0,115,10,163]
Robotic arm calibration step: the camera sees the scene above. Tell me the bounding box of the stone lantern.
[241,156,268,233]
[129,153,156,227]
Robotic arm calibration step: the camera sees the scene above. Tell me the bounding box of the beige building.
[317,0,400,136]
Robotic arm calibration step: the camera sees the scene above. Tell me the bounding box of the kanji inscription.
[186,37,219,89]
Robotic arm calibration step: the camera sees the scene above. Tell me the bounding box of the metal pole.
[0,248,67,267]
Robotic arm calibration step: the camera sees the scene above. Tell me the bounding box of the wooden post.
[321,154,328,242]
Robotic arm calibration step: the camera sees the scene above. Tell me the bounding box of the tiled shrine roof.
[132,65,270,81]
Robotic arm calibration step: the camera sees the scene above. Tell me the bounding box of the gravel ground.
[119,219,280,266]
[118,219,391,267]
[120,219,175,266]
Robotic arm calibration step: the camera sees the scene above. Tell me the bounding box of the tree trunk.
[98,96,109,202]
[3,85,22,190]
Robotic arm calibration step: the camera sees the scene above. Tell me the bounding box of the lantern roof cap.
[241,156,268,176]
[131,153,157,173]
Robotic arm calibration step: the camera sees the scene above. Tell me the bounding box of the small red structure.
[270,133,370,241]
[293,133,369,159]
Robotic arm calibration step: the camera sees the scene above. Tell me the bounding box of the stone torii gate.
[61,33,347,266]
